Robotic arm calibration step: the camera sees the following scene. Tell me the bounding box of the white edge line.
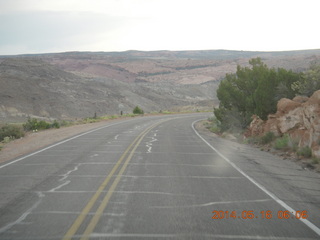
[0,120,127,169]
[192,119,320,237]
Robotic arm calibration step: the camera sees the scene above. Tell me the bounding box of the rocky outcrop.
[247,90,320,158]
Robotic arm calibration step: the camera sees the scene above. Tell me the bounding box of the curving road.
[0,113,319,239]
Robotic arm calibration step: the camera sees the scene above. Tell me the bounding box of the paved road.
[0,114,319,239]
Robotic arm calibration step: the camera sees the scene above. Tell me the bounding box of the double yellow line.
[63,120,165,240]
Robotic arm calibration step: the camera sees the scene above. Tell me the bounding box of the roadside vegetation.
[208,58,320,169]
[23,118,60,131]
[0,124,25,143]
[0,124,25,151]
[213,57,302,131]
[214,58,320,131]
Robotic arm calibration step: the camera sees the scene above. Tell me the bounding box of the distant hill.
[1,49,320,122]
[39,49,320,84]
[0,58,215,122]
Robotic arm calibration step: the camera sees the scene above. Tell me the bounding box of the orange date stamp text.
[212,210,308,220]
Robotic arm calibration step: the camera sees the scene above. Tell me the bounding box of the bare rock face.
[276,98,303,134]
[292,96,309,103]
[246,115,265,137]
[247,90,320,158]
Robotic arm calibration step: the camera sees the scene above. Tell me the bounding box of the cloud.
[0,10,134,54]
[0,0,319,54]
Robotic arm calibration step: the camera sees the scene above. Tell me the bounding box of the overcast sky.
[0,0,319,55]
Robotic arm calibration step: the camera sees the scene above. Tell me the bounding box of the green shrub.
[207,117,222,133]
[210,126,220,133]
[23,118,60,131]
[3,136,12,143]
[288,138,299,152]
[60,120,71,127]
[297,146,312,158]
[274,134,289,150]
[260,132,275,144]
[214,58,301,131]
[51,120,60,129]
[82,118,99,123]
[133,106,144,115]
[0,124,25,142]
[37,120,51,130]
[23,118,37,131]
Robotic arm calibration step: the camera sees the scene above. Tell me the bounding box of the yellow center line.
[62,120,166,240]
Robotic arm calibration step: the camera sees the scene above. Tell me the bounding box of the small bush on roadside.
[297,146,312,158]
[0,124,25,142]
[23,118,38,131]
[37,120,51,130]
[260,132,275,144]
[51,120,60,129]
[207,117,221,133]
[133,106,144,115]
[210,125,220,133]
[207,116,215,122]
[3,136,12,143]
[60,120,72,127]
[274,134,289,150]
[288,138,299,152]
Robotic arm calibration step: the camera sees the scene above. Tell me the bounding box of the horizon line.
[1,48,320,57]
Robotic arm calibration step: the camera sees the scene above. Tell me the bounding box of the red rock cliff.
[247,90,320,158]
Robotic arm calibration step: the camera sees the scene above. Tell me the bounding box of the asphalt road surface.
[0,114,319,240]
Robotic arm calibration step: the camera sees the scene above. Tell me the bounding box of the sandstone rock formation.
[247,90,320,158]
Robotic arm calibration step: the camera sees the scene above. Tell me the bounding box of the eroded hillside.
[0,57,215,122]
[43,50,320,84]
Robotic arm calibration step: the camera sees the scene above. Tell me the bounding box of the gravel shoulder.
[195,120,320,173]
